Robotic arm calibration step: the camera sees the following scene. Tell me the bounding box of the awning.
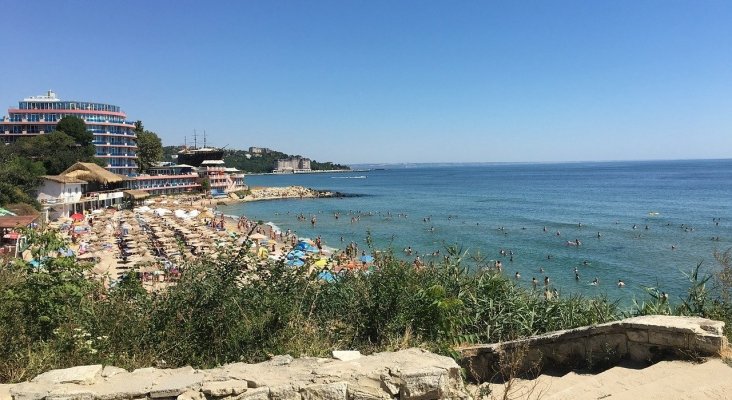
[0,215,38,229]
[123,190,151,200]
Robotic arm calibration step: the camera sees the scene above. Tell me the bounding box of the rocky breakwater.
[244,186,342,201]
[4,348,469,400]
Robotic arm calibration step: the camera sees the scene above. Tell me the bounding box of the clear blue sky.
[3,1,731,164]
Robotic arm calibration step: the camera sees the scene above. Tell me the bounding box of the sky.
[2,1,731,164]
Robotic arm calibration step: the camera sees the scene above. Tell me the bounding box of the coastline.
[245,169,370,176]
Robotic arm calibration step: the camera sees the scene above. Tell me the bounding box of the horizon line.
[348,157,732,167]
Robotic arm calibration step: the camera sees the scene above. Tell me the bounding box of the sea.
[219,159,732,304]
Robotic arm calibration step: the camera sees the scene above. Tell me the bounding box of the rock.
[201,380,249,397]
[177,389,206,400]
[9,383,50,400]
[235,387,270,400]
[300,382,348,400]
[347,385,392,400]
[149,367,203,398]
[100,366,127,379]
[269,384,302,400]
[14,348,468,400]
[131,367,157,375]
[46,387,96,400]
[92,370,152,400]
[266,355,294,366]
[379,374,401,396]
[397,367,448,400]
[31,365,103,385]
[0,384,14,400]
[332,351,362,362]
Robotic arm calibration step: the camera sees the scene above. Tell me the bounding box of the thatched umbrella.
[61,162,125,185]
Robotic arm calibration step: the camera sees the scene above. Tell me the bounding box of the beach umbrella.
[287,250,306,259]
[318,271,336,282]
[174,209,190,219]
[59,248,75,257]
[286,259,305,267]
[293,242,310,251]
[314,258,328,267]
[360,255,375,263]
[249,233,267,241]
[70,213,85,222]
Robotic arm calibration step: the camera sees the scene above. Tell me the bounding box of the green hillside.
[162,146,350,173]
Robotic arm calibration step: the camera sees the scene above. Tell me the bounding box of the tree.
[200,178,211,193]
[55,116,95,162]
[0,156,45,192]
[56,116,93,148]
[13,132,91,175]
[0,154,44,208]
[134,121,163,173]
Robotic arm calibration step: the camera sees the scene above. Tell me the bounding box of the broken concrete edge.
[458,315,728,382]
[7,348,469,400]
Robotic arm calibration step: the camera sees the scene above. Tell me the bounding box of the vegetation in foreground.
[0,230,730,383]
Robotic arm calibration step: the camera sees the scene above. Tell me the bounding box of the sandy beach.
[45,187,365,291]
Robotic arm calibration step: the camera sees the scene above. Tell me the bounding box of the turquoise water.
[220,160,732,302]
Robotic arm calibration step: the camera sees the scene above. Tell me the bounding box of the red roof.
[0,215,38,229]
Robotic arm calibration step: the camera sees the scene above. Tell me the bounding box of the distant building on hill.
[0,90,138,176]
[274,157,312,173]
[249,146,272,155]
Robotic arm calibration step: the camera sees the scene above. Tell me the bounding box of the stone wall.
[2,348,469,400]
[3,316,727,399]
[459,315,727,382]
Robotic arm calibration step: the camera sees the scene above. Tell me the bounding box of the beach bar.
[37,162,126,221]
